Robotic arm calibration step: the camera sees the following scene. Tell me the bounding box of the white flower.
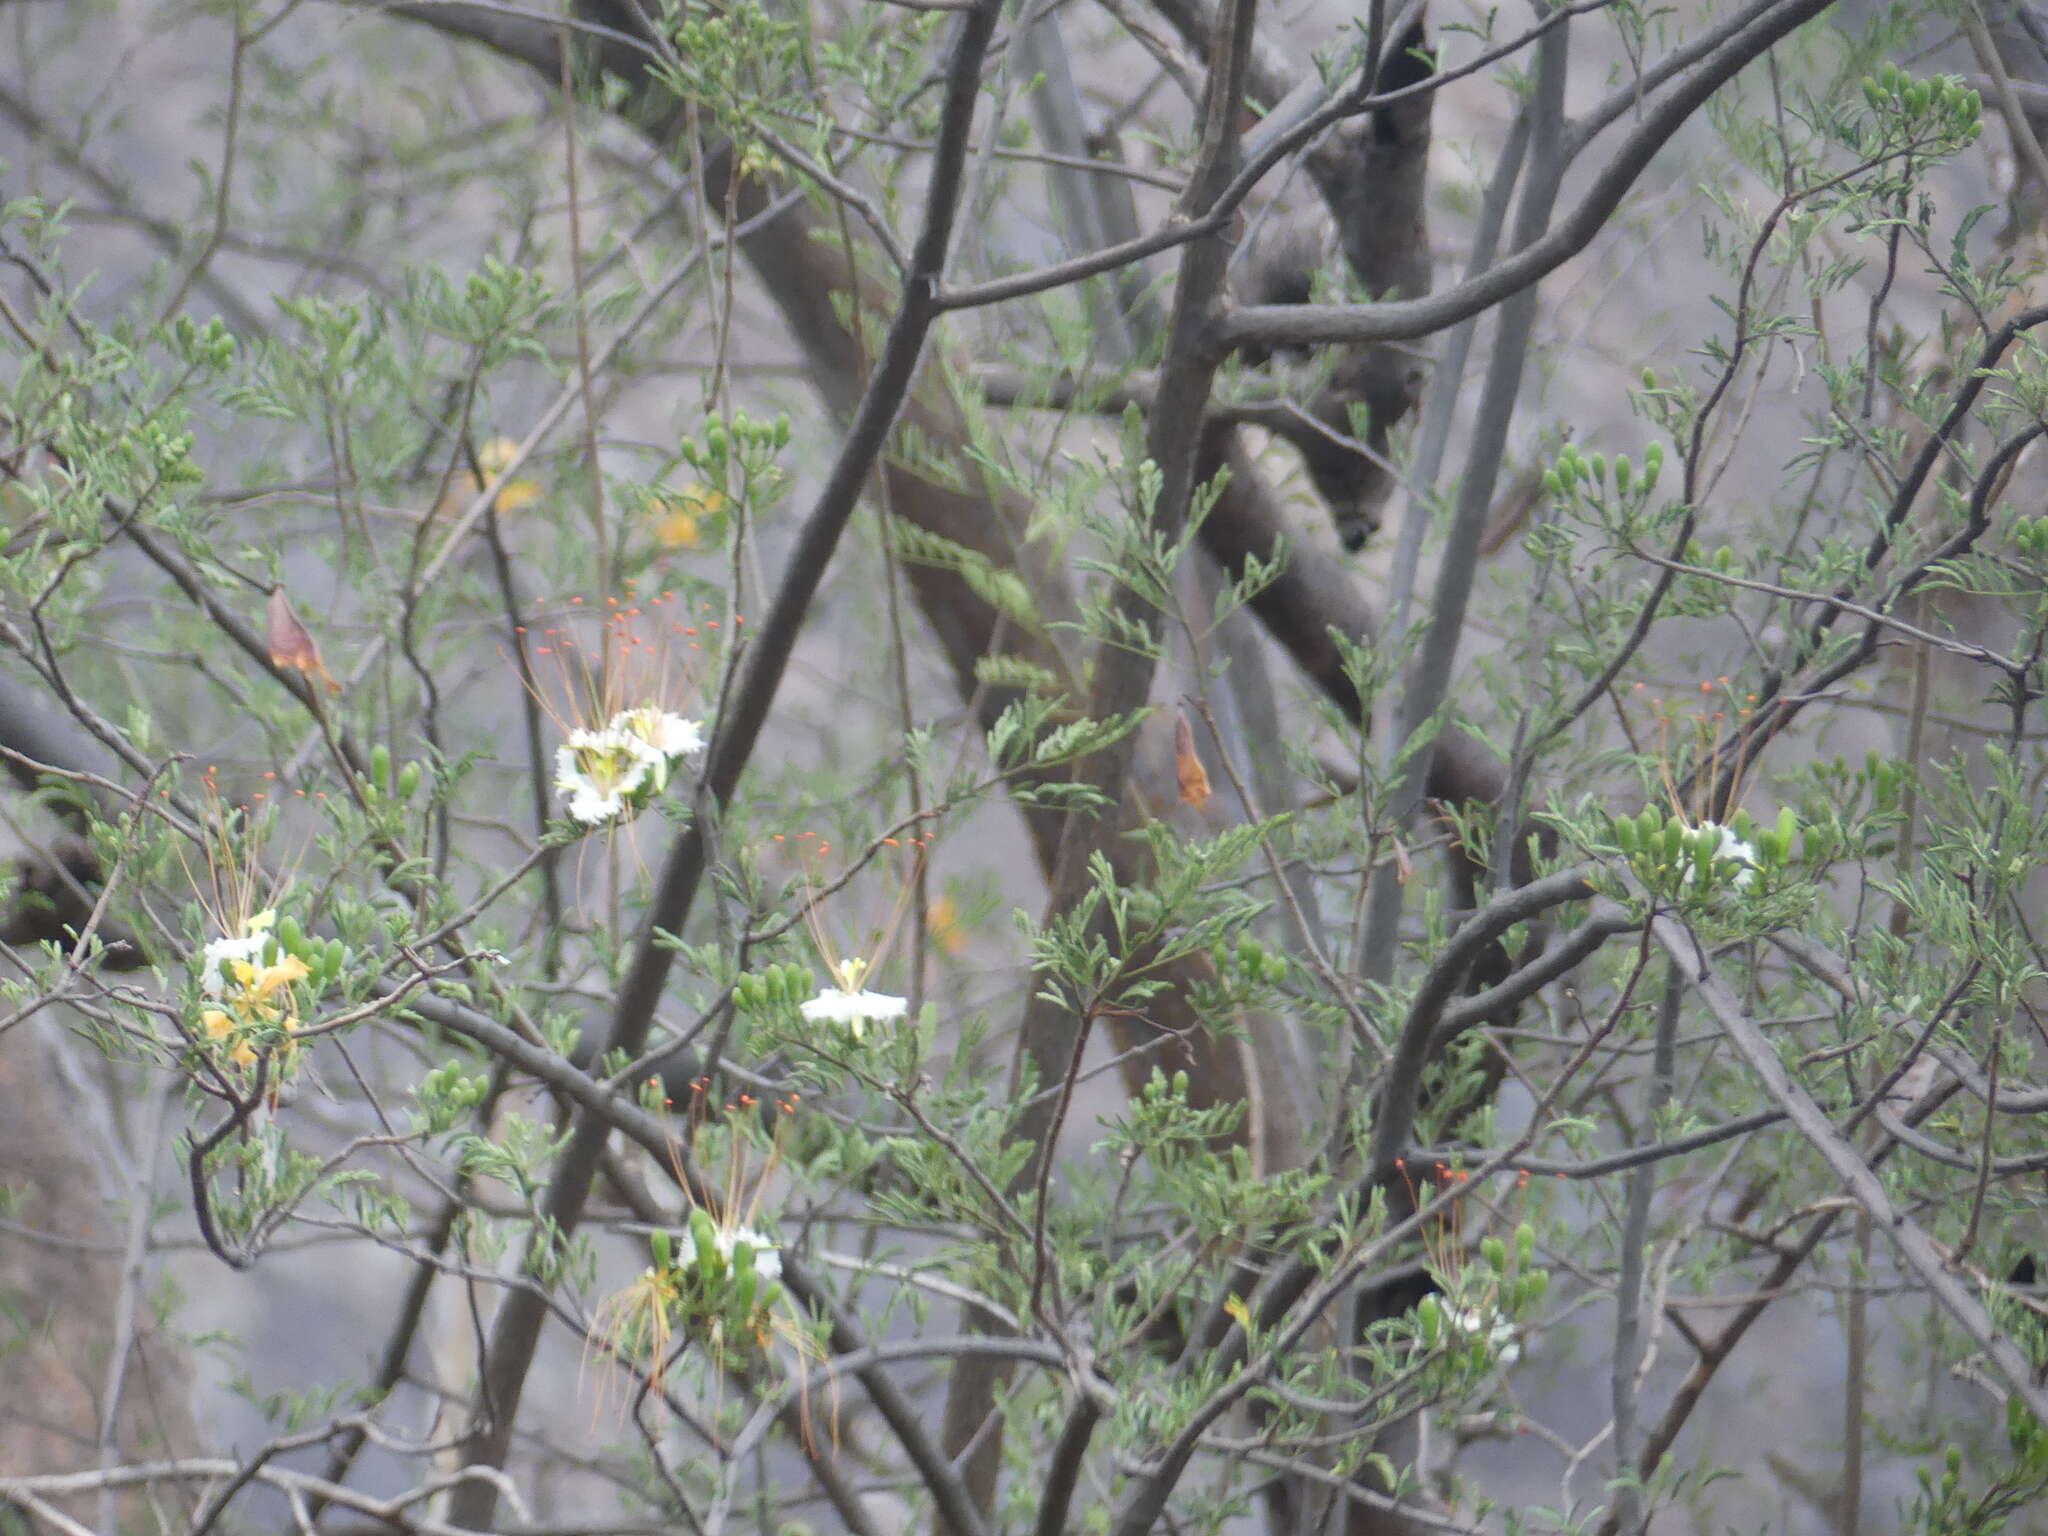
[199,909,279,997]
[1446,1305,1520,1366]
[555,727,663,825]
[199,932,270,997]
[799,986,908,1036]
[611,706,706,761]
[1685,821,1758,891]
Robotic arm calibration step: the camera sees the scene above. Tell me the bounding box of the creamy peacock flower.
[555,726,664,825]
[610,706,706,776]
[798,956,906,1039]
[195,912,311,1069]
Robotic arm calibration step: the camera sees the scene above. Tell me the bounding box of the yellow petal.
[926,894,966,955]
[492,477,542,513]
[201,1008,234,1041]
[245,954,311,1003]
[478,437,521,475]
[655,509,700,549]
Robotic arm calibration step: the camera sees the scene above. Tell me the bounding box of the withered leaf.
[267,585,342,694]
[1175,710,1211,809]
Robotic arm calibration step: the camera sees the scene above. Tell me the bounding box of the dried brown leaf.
[267,586,341,695]
[1175,710,1211,809]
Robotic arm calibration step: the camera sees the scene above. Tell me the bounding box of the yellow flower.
[230,952,311,1008]
[477,437,543,513]
[654,484,726,549]
[926,894,967,955]
[202,1007,257,1069]
[432,437,541,518]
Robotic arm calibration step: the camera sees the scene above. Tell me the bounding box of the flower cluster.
[1443,1303,1521,1367]
[195,911,309,1070]
[555,707,706,826]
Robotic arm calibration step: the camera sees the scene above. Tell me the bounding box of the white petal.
[198,933,268,998]
[800,987,907,1028]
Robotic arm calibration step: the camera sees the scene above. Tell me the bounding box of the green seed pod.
[1612,816,1637,854]
[1481,1235,1507,1274]
[1643,440,1664,486]
[773,414,792,449]
[1614,454,1633,495]
[397,760,422,800]
[1542,468,1563,499]
[1863,76,1884,111]
[1417,1293,1441,1346]
[1519,1269,1550,1309]
[323,938,346,981]
[370,743,391,791]
[1516,1222,1535,1268]
[277,914,307,956]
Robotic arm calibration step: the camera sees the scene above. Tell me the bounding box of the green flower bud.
[1417,1293,1441,1346]
[690,1208,719,1273]
[397,761,422,800]
[1516,1222,1535,1268]
[370,743,391,792]
[1482,1235,1507,1273]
